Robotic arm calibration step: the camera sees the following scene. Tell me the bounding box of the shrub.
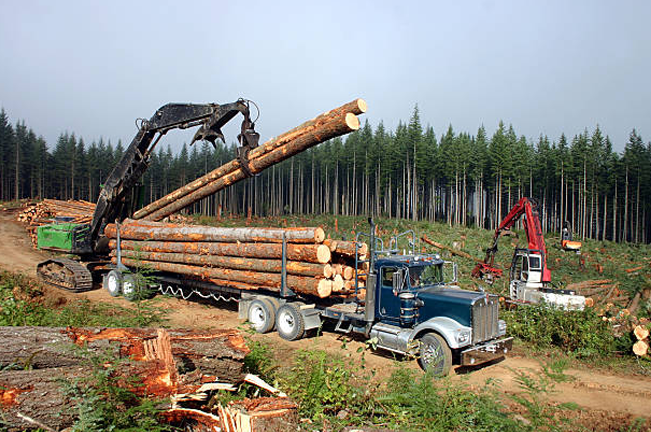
[65,349,172,432]
[378,367,517,432]
[502,303,615,357]
[0,270,164,328]
[281,349,372,422]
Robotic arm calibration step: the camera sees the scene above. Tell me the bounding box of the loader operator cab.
[509,248,547,302]
[510,249,543,285]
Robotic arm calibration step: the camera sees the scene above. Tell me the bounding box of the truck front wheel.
[417,333,452,376]
[276,304,305,341]
[248,299,276,334]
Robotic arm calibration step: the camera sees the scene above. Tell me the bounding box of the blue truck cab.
[366,255,511,374]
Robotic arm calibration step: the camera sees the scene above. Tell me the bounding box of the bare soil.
[1,210,650,429]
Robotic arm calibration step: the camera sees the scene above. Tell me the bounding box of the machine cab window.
[382,267,397,288]
[408,264,444,288]
[511,252,528,282]
[528,255,541,270]
[511,251,543,284]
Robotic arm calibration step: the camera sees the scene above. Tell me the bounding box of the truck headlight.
[456,331,470,343]
[498,320,507,336]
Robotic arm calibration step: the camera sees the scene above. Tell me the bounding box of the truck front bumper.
[460,337,513,366]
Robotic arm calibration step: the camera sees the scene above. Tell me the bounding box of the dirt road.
[1,210,650,425]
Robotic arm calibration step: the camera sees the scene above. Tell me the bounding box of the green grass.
[502,303,617,357]
[0,270,165,327]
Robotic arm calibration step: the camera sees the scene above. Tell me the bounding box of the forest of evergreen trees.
[1,106,650,243]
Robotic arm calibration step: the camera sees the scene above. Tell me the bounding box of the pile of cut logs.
[132,99,367,221]
[16,199,96,247]
[0,326,295,431]
[106,219,368,299]
[17,198,96,225]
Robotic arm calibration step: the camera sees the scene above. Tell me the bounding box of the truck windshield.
[409,264,443,287]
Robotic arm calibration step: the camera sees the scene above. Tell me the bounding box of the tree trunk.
[112,249,330,278]
[140,111,362,221]
[14,134,19,200]
[624,167,629,241]
[106,221,325,244]
[114,258,332,298]
[134,100,366,220]
[613,175,618,242]
[332,240,368,256]
[108,239,331,264]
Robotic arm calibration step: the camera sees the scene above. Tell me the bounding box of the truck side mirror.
[392,269,404,295]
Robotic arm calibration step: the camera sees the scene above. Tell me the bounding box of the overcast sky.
[1,1,649,152]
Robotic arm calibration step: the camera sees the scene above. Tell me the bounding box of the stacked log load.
[16,199,96,247]
[106,219,368,299]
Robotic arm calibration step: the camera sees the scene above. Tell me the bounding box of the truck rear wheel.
[276,303,305,341]
[248,299,276,334]
[417,333,452,376]
[104,270,122,297]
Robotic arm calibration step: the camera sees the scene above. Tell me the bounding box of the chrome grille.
[471,295,500,344]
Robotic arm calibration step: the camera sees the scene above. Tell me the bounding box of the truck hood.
[415,287,485,327]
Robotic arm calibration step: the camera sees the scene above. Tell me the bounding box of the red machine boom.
[472,197,551,283]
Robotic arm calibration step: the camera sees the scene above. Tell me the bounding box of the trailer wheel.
[104,270,122,297]
[248,299,276,334]
[417,333,452,376]
[121,274,140,302]
[276,303,305,341]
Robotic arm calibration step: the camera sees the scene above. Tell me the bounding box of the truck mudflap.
[460,337,513,366]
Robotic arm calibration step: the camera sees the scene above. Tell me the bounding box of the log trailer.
[106,219,512,376]
[35,99,260,291]
[472,197,585,310]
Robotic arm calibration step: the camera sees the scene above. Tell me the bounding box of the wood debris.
[0,326,248,431]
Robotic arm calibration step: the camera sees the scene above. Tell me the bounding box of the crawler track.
[36,258,94,292]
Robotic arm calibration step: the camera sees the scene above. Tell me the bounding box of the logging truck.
[33,99,510,374]
[105,219,512,376]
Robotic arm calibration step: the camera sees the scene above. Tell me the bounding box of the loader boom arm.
[88,100,257,252]
[473,197,551,283]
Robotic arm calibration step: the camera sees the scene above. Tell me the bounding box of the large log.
[0,327,246,379]
[133,99,366,220]
[115,257,332,298]
[0,326,248,431]
[634,325,650,341]
[421,235,483,263]
[333,240,368,257]
[106,222,325,244]
[108,239,331,264]
[633,340,649,357]
[112,249,330,278]
[0,366,84,430]
[143,111,361,221]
